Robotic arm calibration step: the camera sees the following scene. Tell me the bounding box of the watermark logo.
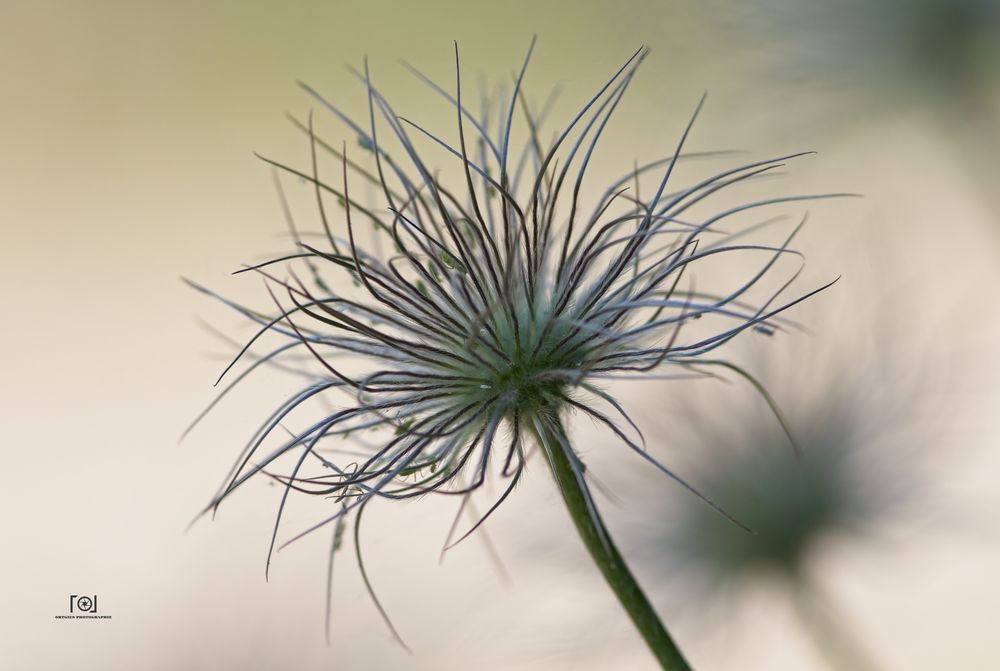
[54,594,112,620]
[70,595,97,614]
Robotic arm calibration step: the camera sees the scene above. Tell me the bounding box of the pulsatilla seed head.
[186,39,845,639]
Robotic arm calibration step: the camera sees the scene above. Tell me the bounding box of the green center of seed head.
[457,297,583,418]
[490,350,568,415]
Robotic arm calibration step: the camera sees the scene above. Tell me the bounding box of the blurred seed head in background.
[651,360,925,592]
[617,281,949,669]
[714,0,1000,102]
[699,0,1000,224]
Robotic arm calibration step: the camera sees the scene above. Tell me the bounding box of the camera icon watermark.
[55,593,111,620]
[70,594,97,614]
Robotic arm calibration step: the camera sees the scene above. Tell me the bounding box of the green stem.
[533,416,693,671]
[790,577,885,671]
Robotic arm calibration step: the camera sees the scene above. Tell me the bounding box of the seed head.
[187,40,843,639]
[629,340,931,604]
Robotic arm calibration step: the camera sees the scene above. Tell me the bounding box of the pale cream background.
[2,2,998,669]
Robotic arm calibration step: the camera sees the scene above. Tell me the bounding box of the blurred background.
[2,1,999,669]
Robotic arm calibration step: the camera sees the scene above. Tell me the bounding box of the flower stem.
[790,577,884,671]
[534,416,693,671]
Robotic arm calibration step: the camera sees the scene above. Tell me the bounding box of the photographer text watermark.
[54,594,112,620]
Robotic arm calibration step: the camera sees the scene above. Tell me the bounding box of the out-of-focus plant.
[186,41,844,670]
[722,0,999,97]
[629,339,931,671]
[706,0,1000,219]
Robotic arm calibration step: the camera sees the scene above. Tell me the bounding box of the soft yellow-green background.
[2,1,999,669]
